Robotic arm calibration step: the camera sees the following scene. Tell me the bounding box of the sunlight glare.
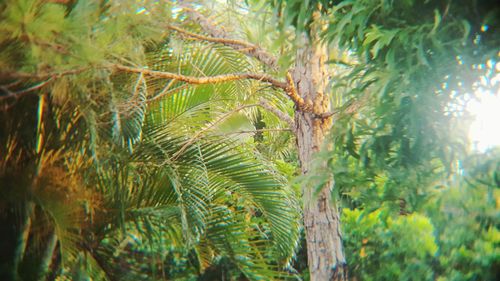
[467,87,500,152]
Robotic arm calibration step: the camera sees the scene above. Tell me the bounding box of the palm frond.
[134,124,301,266]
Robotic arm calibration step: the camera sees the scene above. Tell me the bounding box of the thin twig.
[147,84,190,103]
[211,128,292,136]
[258,99,295,130]
[2,80,23,88]
[0,79,53,101]
[171,103,258,160]
[15,79,54,95]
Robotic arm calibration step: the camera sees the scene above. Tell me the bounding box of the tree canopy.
[0,0,499,280]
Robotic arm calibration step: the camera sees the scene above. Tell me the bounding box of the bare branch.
[178,4,279,71]
[258,99,295,130]
[0,64,327,119]
[113,64,287,90]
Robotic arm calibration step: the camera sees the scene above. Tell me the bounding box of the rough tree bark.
[292,32,348,281]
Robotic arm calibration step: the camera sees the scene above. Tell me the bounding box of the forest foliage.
[0,0,499,280]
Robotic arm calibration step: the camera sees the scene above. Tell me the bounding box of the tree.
[122,1,350,279]
[131,1,351,279]
[1,0,347,279]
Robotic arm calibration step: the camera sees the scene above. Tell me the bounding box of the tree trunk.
[293,33,348,281]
